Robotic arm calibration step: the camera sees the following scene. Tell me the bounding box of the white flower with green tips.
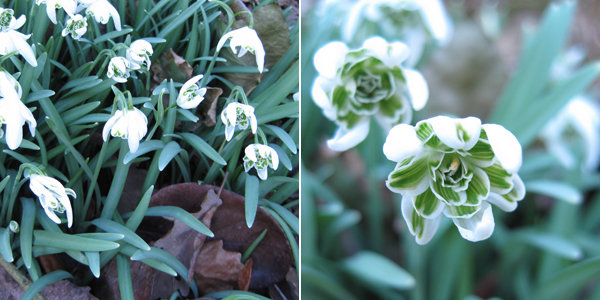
[107,56,130,83]
[312,37,428,151]
[0,8,37,67]
[384,116,525,244]
[37,0,77,24]
[61,14,87,40]
[127,39,153,70]
[103,107,148,153]
[220,102,257,141]
[177,74,207,109]
[77,0,121,31]
[217,26,265,73]
[0,71,36,150]
[243,144,279,180]
[28,174,76,228]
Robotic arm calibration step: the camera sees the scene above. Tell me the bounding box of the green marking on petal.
[416,122,433,142]
[414,188,442,218]
[445,204,480,218]
[467,139,495,162]
[483,163,513,191]
[378,95,405,119]
[411,209,425,237]
[332,86,348,109]
[465,168,490,206]
[431,178,464,205]
[388,156,429,191]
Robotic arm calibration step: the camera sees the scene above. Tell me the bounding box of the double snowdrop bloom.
[107,56,130,83]
[384,116,525,244]
[77,0,121,31]
[243,144,279,180]
[0,8,37,67]
[541,96,600,172]
[217,26,265,73]
[127,39,153,70]
[177,74,207,109]
[220,102,257,141]
[28,174,75,228]
[61,14,87,39]
[0,71,36,150]
[37,0,77,24]
[312,37,428,151]
[103,107,148,153]
[343,0,452,65]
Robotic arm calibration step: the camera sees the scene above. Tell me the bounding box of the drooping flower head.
[541,96,600,172]
[220,102,257,141]
[0,71,36,150]
[343,0,452,65]
[177,74,207,109]
[217,26,265,73]
[107,56,130,83]
[77,0,121,31]
[312,37,428,151]
[28,174,76,228]
[127,39,153,70]
[61,14,88,40]
[384,116,525,244]
[0,8,37,67]
[37,0,77,24]
[243,144,279,180]
[103,107,148,153]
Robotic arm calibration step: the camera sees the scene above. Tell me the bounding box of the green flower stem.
[81,140,109,228]
[34,131,48,166]
[100,143,131,219]
[201,0,235,88]
[198,5,211,71]
[234,10,254,28]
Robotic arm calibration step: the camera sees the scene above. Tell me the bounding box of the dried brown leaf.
[192,240,253,294]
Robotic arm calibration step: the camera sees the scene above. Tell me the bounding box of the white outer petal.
[452,201,495,242]
[483,124,522,173]
[401,196,441,245]
[224,125,235,141]
[178,74,203,99]
[58,194,73,227]
[326,120,370,151]
[362,36,389,63]
[418,0,453,45]
[404,68,428,111]
[268,146,279,170]
[313,41,348,79]
[428,116,482,150]
[102,110,122,141]
[383,124,423,163]
[245,144,258,162]
[8,31,37,67]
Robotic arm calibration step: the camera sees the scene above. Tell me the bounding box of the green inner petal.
[431,177,464,205]
[467,139,494,162]
[483,163,513,191]
[465,168,490,206]
[445,204,480,218]
[388,156,429,191]
[414,188,442,217]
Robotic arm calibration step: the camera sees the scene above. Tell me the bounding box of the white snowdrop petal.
[452,201,495,242]
[326,121,370,152]
[483,124,522,173]
[383,124,423,163]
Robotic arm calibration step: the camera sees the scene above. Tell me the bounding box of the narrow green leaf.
[117,254,135,300]
[263,124,297,154]
[179,132,226,165]
[514,230,582,260]
[91,218,150,251]
[342,251,415,289]
[20,197,35,269]
[22,270,72,300]
[263,201,298,234]
[532,257,600,300]
[141,206,213,237]
[526,180,582,204]
[125,185,154,231]
[34,230,120,252]
[242,229,267,263]
[245,174,259,228]
[0,228,13,262]
[158,141,182,171]
[123,140,164,164]
[85,252,101,278]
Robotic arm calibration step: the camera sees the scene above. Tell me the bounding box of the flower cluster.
[243,144,279,180]
[0,8,37,67]
[37,0,121,40]
[312,36,428,151]
[217,26,265,73]
[107,39,154,82]
[384,116,525,244]
[221,102,258,141]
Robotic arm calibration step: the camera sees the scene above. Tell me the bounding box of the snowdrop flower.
[127,39,153,70]
[61,14,87,40]
[0,8,37,67]
[384,116,525,244]
[0,71,36,150]
[77,0,121,31]
[344,0,452,65]
[103,107,148,153]
[312,37,428,151]
[541,96,600,172]
[217,26,265,73]
[177,74,207,109]
[37,0,77,24]
[107,56,130,83]
[243,144,279,180]
[220,102,257,141]
[8,220,19,233]
[28,174,75,228]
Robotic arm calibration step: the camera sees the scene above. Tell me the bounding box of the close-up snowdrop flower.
[37,0,77,24]
[0,8,37,67]
[127,39,153,70]
[243,144,279,180]
[77,0,121,31]
[541,96,600,172]
[220,102,258,141]
[343,0,452,65]
[177,74,207,109]
[103,107,148,153]
[383,116,525,244]
[312,37,428,151]
[107,56,130,83]
[28,174,76,228]
[0,71,36,150]
[217,26,265,73]
[61,14,88,40]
